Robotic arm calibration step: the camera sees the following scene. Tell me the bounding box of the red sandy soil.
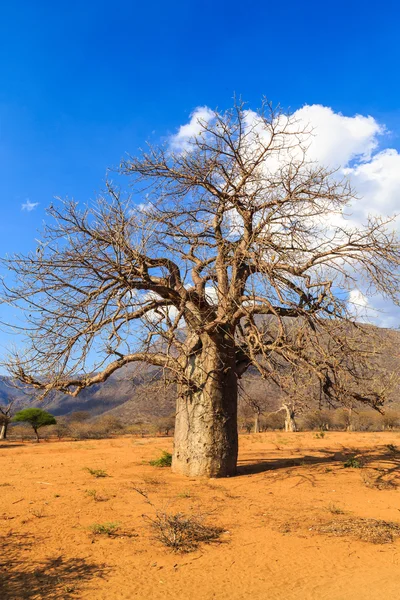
[1,432,400,599]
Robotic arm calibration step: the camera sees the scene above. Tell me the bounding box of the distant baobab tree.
[1,99,399,476]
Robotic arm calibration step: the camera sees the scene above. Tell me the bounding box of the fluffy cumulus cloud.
[172,103,400,327]
[170,106,215,152]
[21,199,39,212]
[293,104,383,167]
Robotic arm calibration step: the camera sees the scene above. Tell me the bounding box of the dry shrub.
[382,411,400,429]
[361,470,397,490]
[9,424,34,441]
[302,410,335,431]
[125,423,152,437]
[134,487,224,552]
[315,517,400,544]
[145,510,223,552]
[263,412,285,430]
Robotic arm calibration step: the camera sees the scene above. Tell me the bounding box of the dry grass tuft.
[315,517,400,544]
[133,486,224,552]
[145,510,223,552]
[361,470,397,490]
[327,503,346,515]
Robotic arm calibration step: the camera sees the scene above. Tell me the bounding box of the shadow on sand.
[0,443,25,449]
[0,533,108,599]
[236,445,400,478]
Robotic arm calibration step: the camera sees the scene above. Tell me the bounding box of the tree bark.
[34,427,40,442]
[346,407,353,431]
[283,406,297,432]
[254,411,260,433]
[173,334,238,478]
[0,422,7,440]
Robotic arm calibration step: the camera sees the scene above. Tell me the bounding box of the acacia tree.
[2,100,400,476]
[12,408,56,442]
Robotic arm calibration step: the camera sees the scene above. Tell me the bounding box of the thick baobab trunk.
[0,422,7,440]
[283,405,297,432]
[173,335,238,478]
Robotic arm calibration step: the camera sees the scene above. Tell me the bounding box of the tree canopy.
[12,408,56,441]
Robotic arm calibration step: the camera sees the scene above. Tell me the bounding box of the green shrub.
[84,467,109,478]
[149,451,172,467]
[88,522,119,536]
[344,456,363,468]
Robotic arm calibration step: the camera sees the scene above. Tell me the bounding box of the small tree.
[155,415,175,436]
[12,408,56,442]
[239,374,278,433]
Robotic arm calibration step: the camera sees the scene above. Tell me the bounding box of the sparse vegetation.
[147,510,223,552]
[88,522,120,536]
[149,451,172,468]
[84,467,109,478]
[327,503,346,515]
[134,487,223,552]
[177,490,194,499]
[344,456,363,469]
[85,489,108,502]
[315,518,400,544]
[141,477,165,486]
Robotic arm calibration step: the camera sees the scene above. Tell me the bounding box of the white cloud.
[172,102,400,327]
[21,199,39,212]
[343,149,400,221]
[170,106,215,152]
[347,288,400,328]
[348,289,373,323]
[292,104,383,167]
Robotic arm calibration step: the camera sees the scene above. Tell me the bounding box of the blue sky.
[0,0,400,353]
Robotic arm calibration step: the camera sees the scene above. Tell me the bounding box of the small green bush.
[88,522,119,536]
[344,456,363,469]
[84,467,109,478]
[149,451,172,467]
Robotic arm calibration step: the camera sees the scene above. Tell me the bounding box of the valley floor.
[1,432,400,599]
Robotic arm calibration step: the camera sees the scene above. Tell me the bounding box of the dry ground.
[1,432,400,600]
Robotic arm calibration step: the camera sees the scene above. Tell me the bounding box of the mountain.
[0,362,168,422]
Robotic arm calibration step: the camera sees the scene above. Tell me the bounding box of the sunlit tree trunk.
[346,407,353,431]
[173,335,238,477]
[0,422,7,440]
[283,405,297,432]
[254,411,261,433]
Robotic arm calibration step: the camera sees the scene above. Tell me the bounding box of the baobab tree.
[1,100,400,476]
[0,399,16,440]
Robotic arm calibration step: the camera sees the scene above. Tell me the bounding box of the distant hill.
[0,362,168,422]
